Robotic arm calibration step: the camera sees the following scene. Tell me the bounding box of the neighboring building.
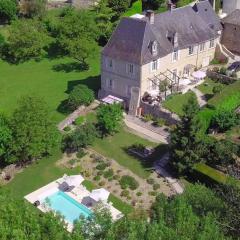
[221,9,240,55]
[99,1,222,112]
[222,0,240,15]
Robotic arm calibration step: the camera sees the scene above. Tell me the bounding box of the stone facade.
[223,0,240,15]
[221,22,240,55]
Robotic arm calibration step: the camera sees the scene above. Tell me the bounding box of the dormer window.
[152,41,158,56]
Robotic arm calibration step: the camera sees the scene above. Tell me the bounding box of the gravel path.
[192,88,207,107]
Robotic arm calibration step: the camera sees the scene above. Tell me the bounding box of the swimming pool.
[44,191,92,224]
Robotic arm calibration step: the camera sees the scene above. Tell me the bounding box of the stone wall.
[140,101,180,125]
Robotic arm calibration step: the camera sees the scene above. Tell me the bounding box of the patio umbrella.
[179,78,191,85]
[192,71,206,79]
[89,188,110,202]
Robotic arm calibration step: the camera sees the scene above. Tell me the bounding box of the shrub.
[97,170,103,176]
[153,183,160,190]
[153,118,166,127]
[69,158,77,166]
[121,189,130,197]
[103,169,114,179]
[93,175,101,181]
[147,178,155,185]
[68,84,94,110]
[63,126,71,132]
[212,85,224,95]
[74,116,85,126]
[219,67,227,75]
[99,180,105,186]
[148,191,157,196]
[211,109,238,132]
[76,149,86,159]
[120,175,139,190]
[143,114,153,122]
[136,192,142,196]
[96,162,108,171]
[113,175,120,180]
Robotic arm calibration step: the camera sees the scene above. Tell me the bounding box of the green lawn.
[197,78,224,98]
[4,148,80,199]
[0,51,100,123]
[92,127,167,179]
[123,1,142,17]
[162,91,195,116]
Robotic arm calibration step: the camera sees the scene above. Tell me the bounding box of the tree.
[170,94,202,175]
[68,84,95,111]
[212,84,223,95]
[211,109,238,132]
[159,79,168,100]
[6,19,51,63]
[0,114,12,161]
[0,0,17,23]
[108,0,131,17]
[9,95,59,163]
[19,0,47,18]
[57,9,98,67]
[62,122,96,152]
[97,103,123,135]
[94,0,114,45]
[143,0,165,10]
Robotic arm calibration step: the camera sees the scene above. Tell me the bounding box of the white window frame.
[172,48,179,62]
[200,43,205,52]
[188,45,194,55]
[151,60,158,71]
[209,39,215,48]
[107,79,114,90]
[172,69,177,82]
[127,63,134,75]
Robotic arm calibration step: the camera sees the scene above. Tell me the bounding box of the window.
[172,48,179,61]
[152,41,158,55]
[127,63,134,74]
[151,60,158,71]
[107,79,114,90]
[200,43,205,52]
[188,45,194,55]
[209,39,214,48]
[106,58,113,69]
[172,69,177,82]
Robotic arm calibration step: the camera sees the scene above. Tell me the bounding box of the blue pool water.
[45,191,92,224]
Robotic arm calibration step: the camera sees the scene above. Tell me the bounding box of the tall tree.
[57,9,98,68]
[9,95,59,163]
[108,0,131,17]
[97,103,123,135]
[0,0,17,23]
[170,94,202,175]
[94,0,114,45]
[19,0,47,18]
[0,114,12,162]
[6,19,51,63]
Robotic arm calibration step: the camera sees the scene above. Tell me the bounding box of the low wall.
[206,70,237,85]
[140,101,180,125]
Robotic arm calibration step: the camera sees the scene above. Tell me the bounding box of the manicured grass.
[0,51,100,123]
[208,80,240,109]
[4,148,80,199]
[92,127,166,179]
[162,91,195,116]
[194,163,227,184]
[123,1,142,17]
[197,78,224,96]
[82,179,133,215]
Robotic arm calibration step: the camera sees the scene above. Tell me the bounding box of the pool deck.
[24,176,123,231]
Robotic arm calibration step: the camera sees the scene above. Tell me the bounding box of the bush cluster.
[120,175,139,190]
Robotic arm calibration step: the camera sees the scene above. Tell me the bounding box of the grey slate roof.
[103,0,222,65]
[222,9,240,26]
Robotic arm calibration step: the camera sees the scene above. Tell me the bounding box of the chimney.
[146,10,154,24]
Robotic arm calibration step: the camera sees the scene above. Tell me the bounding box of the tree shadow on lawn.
[122,144,169,171]
[204,93,214,101]
[56,76,101,114]
[52,62,89,73]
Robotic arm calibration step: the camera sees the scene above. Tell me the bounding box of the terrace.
[24,174,123,231]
